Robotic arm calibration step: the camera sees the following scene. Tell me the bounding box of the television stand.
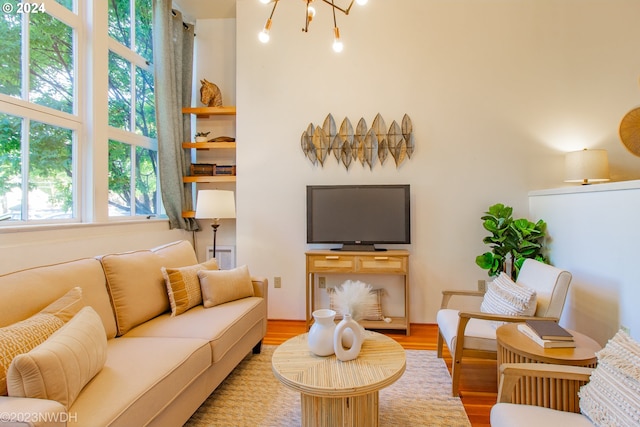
[305,249,410,335]
[332,244,387,252]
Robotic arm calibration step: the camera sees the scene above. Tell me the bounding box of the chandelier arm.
[268,0,279,20]
[304,0,310,32]
[320,0,355,15]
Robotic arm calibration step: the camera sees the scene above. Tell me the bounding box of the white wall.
[234,0,640,322]
[529,181,640,345]
[0,221,190,275]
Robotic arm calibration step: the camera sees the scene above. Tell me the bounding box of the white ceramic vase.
[308,309,337,356]
[333,314,364,362]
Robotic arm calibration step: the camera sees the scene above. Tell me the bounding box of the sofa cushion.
[68,336,210,427]
[198,265,255,308]
[124,297,266,363]
[0,287,84,396]
[152,240,199,267]
[481,272,537,327]
[162,258,219,316]
[578,329,640,427]
[7,306,107,409]
[491,402,595,427]
[0,258,117,339]
[101,250,169,336]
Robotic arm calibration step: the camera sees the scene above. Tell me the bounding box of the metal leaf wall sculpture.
[301,114,415,170]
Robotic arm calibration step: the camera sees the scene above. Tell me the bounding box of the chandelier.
[258,0,368,53]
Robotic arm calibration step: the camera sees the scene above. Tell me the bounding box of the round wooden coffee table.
[271,331,406,427]
[496,322,602,412]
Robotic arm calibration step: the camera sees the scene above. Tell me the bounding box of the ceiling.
[173,0,237,22]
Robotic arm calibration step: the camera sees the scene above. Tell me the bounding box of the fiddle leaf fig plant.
[475,203,547,280]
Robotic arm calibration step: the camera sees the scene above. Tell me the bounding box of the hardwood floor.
[264,320,496,427]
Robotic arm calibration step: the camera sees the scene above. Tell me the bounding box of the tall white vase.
[333,314,364,362]
[308,309,336,356]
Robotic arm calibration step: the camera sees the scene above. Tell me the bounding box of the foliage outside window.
[108,0,158,217]
[0,2,77,222]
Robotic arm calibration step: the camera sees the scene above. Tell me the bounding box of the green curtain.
[152,0,198,231]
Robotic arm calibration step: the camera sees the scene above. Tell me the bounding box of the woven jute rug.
[184,345,471,427]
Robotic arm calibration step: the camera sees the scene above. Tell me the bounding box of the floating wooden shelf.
[182,211,195,218]
[182,176,236,183]
[182,142,236,149]
[182,106,236,118]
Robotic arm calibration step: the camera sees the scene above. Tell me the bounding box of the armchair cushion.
[436,308,498,352]
[481,273,537,327]
[491,403,595,427]
[578,329,640,427]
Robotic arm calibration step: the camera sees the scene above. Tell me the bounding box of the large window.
[108,0,158,217]
[0,1,78,222]
[0,0,159,224]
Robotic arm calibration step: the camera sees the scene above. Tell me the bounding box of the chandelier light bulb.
[259,0,271,4]
[332,27,343,52]
[259,19,272,43]
[356,0,368,5]
[307,6,316,20]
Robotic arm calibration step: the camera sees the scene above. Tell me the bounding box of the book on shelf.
[517,323,576,348]
[525,319,574,341]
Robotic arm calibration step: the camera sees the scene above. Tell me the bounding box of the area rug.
[184,345,471,427]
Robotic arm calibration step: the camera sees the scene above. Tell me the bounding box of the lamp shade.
[564,149,610,185]
[195,190,236,219]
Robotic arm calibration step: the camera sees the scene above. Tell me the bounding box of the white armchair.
[436,259,572,396]
[490,363,596,427]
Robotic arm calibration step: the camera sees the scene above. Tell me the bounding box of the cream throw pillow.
[578,329,640,427]
[7,306,107,410]
[162,258,219,316]
[0,287,84,396]
[480,272,537,328]
[198,265,255,308]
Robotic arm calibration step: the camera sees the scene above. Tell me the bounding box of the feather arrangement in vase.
[331,280,377,321]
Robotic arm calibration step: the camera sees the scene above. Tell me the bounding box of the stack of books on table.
[517,319,576,348]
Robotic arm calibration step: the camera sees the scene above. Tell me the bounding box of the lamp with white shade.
[195,190,236,260]
[564,148,610,185]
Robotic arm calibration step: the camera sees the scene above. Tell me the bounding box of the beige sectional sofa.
[0,240,268,427]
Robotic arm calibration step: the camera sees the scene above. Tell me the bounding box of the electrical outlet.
[318,277,326,289]
[477,279,486,292]
[274,277,281,288]
[621,325,631,334]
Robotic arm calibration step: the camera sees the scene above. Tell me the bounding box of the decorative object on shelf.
[329,280,374,361]
[199,79,222,107]
[195,190,236,261]
[190,163,214,176]
[619,107,640,157]
[475,203,547,280]
[258,0,368,53]
[213,165,236,176]
[301,114,415,170]
[209,136,236,142]
[564,148,610,185]
[195,131,210,142]
[307,309,337,356]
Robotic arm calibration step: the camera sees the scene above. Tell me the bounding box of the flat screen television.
[306,184,411,251]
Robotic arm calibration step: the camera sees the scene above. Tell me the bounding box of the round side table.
[496,322,602,413]
[272,331,406,427]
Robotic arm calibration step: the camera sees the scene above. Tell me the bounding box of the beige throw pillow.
[198,265,255,308]
[0,287,84,396]
[162,258,219,316]
[578,329,640,427]
[480,272,537,328]
[7,306,107,409]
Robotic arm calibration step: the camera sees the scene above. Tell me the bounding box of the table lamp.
[195,190,236,260]
[564,148,610,185]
